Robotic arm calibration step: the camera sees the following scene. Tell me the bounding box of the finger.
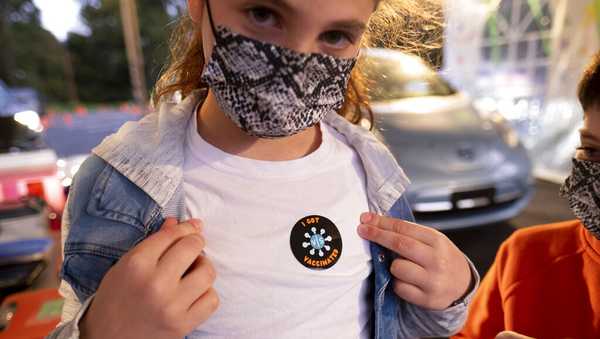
[184,288,220,330]
[393,280,427,306]
[360,212,437,246]
[158,233,205,279]
[131,218,202,263]
[178,256,217,307]
[187,219,203,232]
[496,331,535,339]
[357,225,433,267]
[390,259,428,287]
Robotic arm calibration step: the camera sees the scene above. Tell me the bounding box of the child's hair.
[578,51,600,111]
[153,0,444,126]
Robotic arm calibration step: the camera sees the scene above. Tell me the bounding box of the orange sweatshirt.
[454,220,600,339]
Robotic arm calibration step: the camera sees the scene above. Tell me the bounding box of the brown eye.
[247,7,279,27]
[320,31,353,49]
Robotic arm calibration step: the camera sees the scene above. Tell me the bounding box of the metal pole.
[120,0,148,112]
[62,49,79,103]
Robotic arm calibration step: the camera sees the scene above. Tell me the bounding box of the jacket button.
[378,253,386,262]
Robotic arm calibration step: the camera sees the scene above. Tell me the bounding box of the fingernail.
[189,219,203,232]
[162,217,178,227]
[360,212,373,224]
[357,224,369,237]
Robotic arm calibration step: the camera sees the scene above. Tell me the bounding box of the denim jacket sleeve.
[47,198,93,339]
[389,196,480,338]
[47,155,164,339]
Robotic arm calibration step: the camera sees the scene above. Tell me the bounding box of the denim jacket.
[48,91,479,339]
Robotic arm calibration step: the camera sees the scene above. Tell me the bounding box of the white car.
[364,49,534,230]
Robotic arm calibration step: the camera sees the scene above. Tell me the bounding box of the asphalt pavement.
[42,109,141,157]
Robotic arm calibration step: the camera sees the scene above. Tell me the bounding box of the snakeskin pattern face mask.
[200,1,357,138]
[560,158,600,239]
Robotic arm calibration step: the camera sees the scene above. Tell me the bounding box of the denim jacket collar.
[92,90,410,214]
[57,92,474,339]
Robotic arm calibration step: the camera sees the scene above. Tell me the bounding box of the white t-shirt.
[183,110,372,338]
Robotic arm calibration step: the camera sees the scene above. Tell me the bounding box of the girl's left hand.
[357,212,472,311]
[496,331,536,339]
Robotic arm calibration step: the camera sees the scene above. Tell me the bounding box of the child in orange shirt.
[455,52,600,339]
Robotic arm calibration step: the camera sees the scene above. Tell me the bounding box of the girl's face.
[189,0,377,60]
[577,107,600,162]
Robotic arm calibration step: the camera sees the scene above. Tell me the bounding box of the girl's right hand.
[80,218,218,339]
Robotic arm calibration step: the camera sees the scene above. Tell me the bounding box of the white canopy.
[443,0,600,182]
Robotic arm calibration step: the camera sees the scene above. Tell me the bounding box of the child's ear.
[188,0,204,24]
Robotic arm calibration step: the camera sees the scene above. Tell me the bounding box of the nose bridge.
[284,28,318,55]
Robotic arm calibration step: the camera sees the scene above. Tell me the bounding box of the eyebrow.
[262,0,368,32]
[328,20,367,33]
[264,0,296,12]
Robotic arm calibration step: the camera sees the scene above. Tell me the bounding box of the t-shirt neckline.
[185,106,336,180]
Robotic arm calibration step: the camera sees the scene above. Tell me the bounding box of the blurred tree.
[67,0,184,103]
[0,0,71,102]
[0,2,18,85]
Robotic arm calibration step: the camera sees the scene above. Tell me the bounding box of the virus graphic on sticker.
[303,227,333,257]
[290,215,342,270]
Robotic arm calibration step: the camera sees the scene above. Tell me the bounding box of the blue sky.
[33,0,85,41]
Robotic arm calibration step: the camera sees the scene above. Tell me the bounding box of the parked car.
[363,49,534,230]
[0,85,63,294]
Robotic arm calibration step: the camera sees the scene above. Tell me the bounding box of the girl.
[49,1,478,338]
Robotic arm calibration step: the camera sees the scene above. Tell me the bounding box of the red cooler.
[0,288,63,339]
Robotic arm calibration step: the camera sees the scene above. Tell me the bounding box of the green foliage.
[0,0,184,103]
[0,0,69,102]
[67,0,182,103]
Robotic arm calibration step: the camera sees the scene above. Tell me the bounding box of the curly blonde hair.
[153,0,443,126]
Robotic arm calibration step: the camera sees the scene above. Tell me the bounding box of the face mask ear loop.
[205,0,220,42]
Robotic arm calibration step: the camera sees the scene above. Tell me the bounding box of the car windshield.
[0,117,44,153]
[364,55,456,101]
